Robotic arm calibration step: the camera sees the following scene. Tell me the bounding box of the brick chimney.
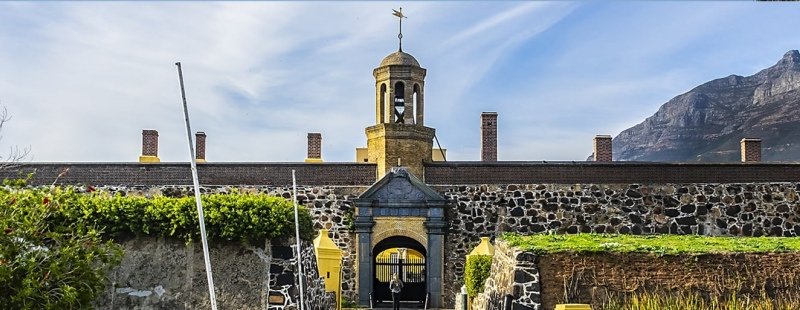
[481,112,498,161]
[305,132,322,163]
[593,135,613,162]
[195,132,206,163]
[740,138,762,162]
[139,129,160,163]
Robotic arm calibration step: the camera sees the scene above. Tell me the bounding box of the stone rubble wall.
[85,184,365,305]
[441,182,800,307]
[95,237,331,310]
[472,241,541,310]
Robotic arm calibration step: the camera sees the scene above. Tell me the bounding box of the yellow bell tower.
[364,49,435,179]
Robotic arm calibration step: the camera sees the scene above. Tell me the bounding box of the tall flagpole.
[292,170,305,309]
[175,62,218,310]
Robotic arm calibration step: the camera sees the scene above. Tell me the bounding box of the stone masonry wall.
[473,240,541,310]
[440,182,800,307]
[96,237,331,310]
[84,184,366,304]
[474,241,800,310]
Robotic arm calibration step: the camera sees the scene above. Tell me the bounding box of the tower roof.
[379,51,420,67]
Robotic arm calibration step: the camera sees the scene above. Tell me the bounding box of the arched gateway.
[353,167,448,308]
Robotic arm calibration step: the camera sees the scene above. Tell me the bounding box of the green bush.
[465,254,493,297]
[14,186,314,243]
[0,184,315,308]
[0,185,123,309]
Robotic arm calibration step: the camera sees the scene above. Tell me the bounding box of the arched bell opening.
[372,236,427,307]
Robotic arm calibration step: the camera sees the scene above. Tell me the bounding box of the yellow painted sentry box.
[313,229,344,310]
[554,304,592,310]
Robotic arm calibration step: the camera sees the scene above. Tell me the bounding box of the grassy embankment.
[502,233,800,310]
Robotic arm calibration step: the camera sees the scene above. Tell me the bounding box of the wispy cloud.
[0,2,798,163]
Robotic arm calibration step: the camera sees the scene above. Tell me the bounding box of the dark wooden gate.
[373,256,426,304]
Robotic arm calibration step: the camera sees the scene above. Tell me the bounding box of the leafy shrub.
[465,255,493,297]
[0,185,123,309]
[0,184,315,308]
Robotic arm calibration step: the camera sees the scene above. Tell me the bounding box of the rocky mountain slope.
[612,50,800,162]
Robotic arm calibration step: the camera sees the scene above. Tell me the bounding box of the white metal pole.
[175,62,218,310]
[292,170,306,310]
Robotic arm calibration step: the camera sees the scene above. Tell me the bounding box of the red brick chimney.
[195,132,206,162]
[740,138,761,162]
[481,112,498,161]
[305,133,322,163]
[593,135,613,162]
[139,129,160,163]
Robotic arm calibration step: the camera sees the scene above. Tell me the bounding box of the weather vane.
[392,7,407,52]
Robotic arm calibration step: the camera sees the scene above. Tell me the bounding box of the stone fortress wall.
[4,163,800,308]
[439,182,800,307]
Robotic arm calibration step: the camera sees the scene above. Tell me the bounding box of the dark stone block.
[580,225,592,233]
[272,246,294,259]
[594,225,606,233]
[742,223,753,236]
[769,226,783,236]
[676,216,697,226]
[619,226,630,234]
[681,204,696,214]
[510,207,525,217]
[512,303,535,310]
[544,203,558,212]
[626,189,642,198]
[665,208,680,217]
[276,273,294,285]
[680,225,692,234]
[530,224,546,233]
[677,187,688,194]
[664,197,679,208]
[548,221,562,229]
[610,218,622,226]
[631,225,642,235]
[567,226,578,234]
[524,191,534,199]
[696,204,709,215]
[629,214,643,224]
[716,218,728,228]
[777,204,790,213]
[726,205,741,216]
[514,271,533,283]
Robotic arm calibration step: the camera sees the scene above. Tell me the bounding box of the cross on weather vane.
[392,7,407,52]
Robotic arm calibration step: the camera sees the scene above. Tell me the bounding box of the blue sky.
[1,2,799,162]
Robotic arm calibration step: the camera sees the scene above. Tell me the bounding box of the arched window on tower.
[380,83,387,123]
[413,84,421,125]
[394,82,405,124]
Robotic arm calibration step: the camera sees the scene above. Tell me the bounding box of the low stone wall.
[95,237,332,310]
[473,241,541,310]
[441,182,800,306]
[473,240,800,310]
[536,251,800,308]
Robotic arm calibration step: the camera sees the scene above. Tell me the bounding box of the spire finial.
[392,7,407,52]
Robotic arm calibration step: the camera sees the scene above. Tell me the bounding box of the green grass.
[602,291,800,310]
[502,233,800,255]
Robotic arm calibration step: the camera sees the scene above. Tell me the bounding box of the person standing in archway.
[390,272,404,310]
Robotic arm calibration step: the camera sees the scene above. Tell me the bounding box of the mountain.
[612,50,800,162]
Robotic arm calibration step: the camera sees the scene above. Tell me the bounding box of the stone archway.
[372,236,427,306]
[353,168,448,308]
